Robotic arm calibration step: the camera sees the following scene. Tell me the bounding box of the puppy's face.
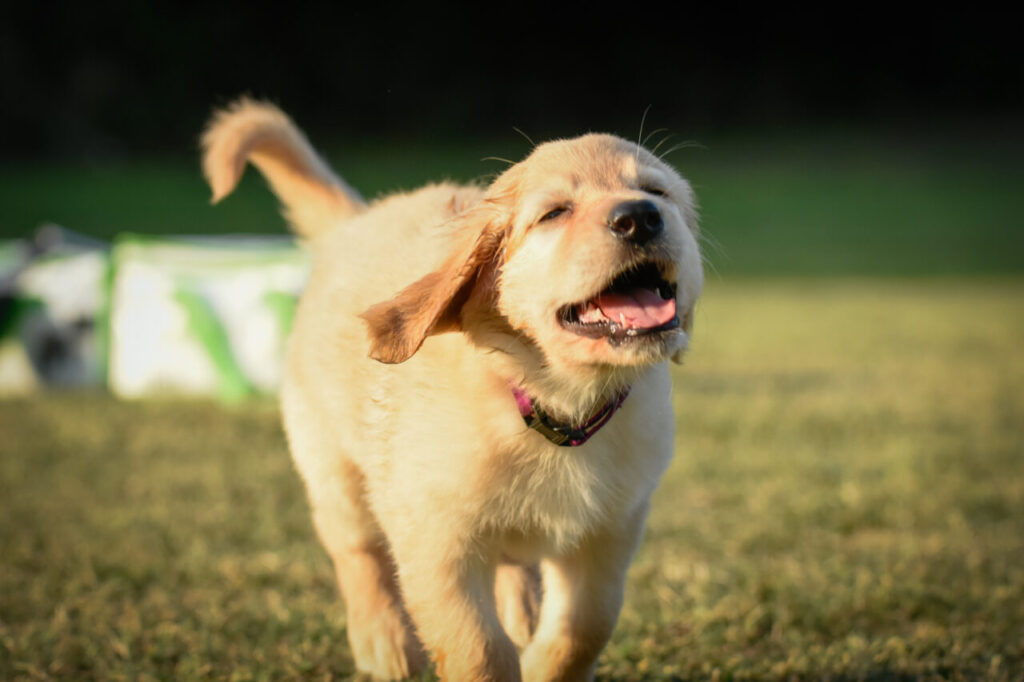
[363,134,701,378]
[494,134,702,369]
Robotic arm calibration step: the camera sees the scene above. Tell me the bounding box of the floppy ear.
[361,211,505,364]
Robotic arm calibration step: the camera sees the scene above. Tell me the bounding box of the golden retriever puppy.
[202,99,702,681]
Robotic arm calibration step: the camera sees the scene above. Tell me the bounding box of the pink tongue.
[596,288,677,329]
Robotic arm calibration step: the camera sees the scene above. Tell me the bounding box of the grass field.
[2,279,1022,680]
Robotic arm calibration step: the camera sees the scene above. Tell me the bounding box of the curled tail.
[202,98,365,238]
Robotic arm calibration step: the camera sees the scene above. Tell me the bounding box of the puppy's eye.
[642,187,667,197]
[539,206,570,222]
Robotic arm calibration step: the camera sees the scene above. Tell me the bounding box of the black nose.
[608,200,663,245]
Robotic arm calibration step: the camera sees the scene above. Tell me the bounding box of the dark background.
[2,4,1022,276]
[2,3,1021,158]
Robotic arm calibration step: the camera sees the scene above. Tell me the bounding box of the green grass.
[2,129,1023,276]
[2,279,1022,680]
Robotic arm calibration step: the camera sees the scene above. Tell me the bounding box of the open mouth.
[558,261,679,344]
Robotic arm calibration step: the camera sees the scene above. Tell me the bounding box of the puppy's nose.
[608,200,663,245]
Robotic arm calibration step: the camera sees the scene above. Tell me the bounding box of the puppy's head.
[362,134,701,389]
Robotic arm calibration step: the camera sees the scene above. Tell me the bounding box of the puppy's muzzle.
[608,200,663,245]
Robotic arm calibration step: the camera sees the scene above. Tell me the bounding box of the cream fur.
[202,99,702,681]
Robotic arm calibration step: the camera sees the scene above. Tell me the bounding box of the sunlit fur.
[203,99,702,681]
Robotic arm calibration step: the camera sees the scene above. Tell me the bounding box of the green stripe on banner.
[173,288,255,403]
[264,291,298,335]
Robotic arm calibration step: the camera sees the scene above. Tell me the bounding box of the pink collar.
[509,383,631,447]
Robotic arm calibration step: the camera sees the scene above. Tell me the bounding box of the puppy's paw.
[348,607,425,680]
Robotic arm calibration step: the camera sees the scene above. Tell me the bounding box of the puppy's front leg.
[520,506,648,682]
[388,528,521,681]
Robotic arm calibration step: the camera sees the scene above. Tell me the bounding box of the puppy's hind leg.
[285,404,424,678]
[313,463,425,679]
[495,562,541,650]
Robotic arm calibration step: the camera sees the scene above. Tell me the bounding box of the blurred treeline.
[2,3,1021,158]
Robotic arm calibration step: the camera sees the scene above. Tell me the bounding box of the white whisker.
[697,231,727,278]
[658,140,706,160]
[512,127,536,148]
[650,133,676,156]
[635,105,653,163]
[700,251,721,279]
[698,230,726,258]
[481,156,516,167]
[643,127,669,148]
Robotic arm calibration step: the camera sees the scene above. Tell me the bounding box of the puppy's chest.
[484,442,638,557]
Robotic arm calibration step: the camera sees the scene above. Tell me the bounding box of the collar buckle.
[510,382,630,448]
[523,405,585,446]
